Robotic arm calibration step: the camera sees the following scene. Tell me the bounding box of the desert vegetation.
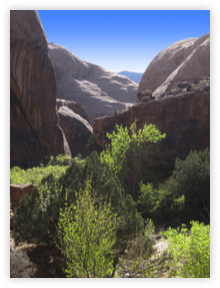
[10,121,210,278]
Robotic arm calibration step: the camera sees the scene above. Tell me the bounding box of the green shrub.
[10,166,27,184]
[137,148,209,224]
[58,152,143,249]
[138,182,185,224]
[100,120,166,201]
[12,191,45,246]
[162,221,210,278]
[53,172,120,278]
[46,154,72,166]
[128,218,154,258]
[13,152,143,252]
[159,148,210,223]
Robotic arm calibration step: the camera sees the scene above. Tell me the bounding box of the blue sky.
[37,10,210,73]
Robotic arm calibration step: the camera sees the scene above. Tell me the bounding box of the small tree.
[57,177,118,278]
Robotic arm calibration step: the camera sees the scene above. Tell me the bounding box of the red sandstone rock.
[93,91,210,173]
[10,10,70,169]
[10,184,36,228]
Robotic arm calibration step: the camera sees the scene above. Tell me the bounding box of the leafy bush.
[127,218,154,258]
[46,154,72,166]
[57,152,143,249]
[57,178,118,278]
[10,166,27,184]
[137,148,210,224]
[13,152,143,252]
[162,221,210,278]
[138,182,185,224]
[100,119,166,201]
[159,148,210,223]
[12,190,47,246]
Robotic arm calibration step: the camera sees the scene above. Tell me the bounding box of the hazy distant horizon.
[37,10,210,73]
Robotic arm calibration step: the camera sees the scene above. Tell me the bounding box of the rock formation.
[56,99,92,126]
[94,89,210,175]
[138,33,210,101]
[57,105,95,158]
[10,10,70,168]
[137,89,153,102]
[10,184,36,228]
[48,43,138,120]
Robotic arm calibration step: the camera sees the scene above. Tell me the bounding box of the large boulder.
[138,33,210,99]
[58,106,94,158]
[10,10,69,169]
[136,89,153,103]
[94,89,210,175]
[10,184,36,228]
[48,43,138,120]
[56,98,92,126]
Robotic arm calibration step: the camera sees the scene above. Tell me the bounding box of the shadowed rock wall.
[10,10,69,168]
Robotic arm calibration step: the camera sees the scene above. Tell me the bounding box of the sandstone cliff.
[10,10,70,168]
[94,90,210,174]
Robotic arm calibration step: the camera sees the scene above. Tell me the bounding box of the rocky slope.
[48,43,138,120]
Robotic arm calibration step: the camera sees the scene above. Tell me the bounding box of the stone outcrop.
[138,33,210,100]
[48,43,138,120]
[56,98,92,126]
[138,77,209,103]
[141,96,153,103]
[10,10,69,169]
[94,90,210,175]
[10,184,36,228]
[136,89,153,103]
[58,106,94,158]
[160,77,210,98]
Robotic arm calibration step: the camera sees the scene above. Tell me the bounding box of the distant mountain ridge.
[118,71,143,84]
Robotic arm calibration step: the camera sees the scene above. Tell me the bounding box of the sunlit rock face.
[138,33,210,100]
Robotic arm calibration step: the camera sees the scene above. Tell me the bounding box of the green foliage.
[137,148,209,224]
[57,178,118,278]
[46,154,72,166]
[57,152,143,249]
[10,155,71,185]
[162,221,210,278]
[10,166,27,184]
[13,178,63,247]
[138,182,185,223]
[100,120,166,200]
[128,219,154,258]
[12,190,46,246]
[159,148,210,222]
[13,151,143,252]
